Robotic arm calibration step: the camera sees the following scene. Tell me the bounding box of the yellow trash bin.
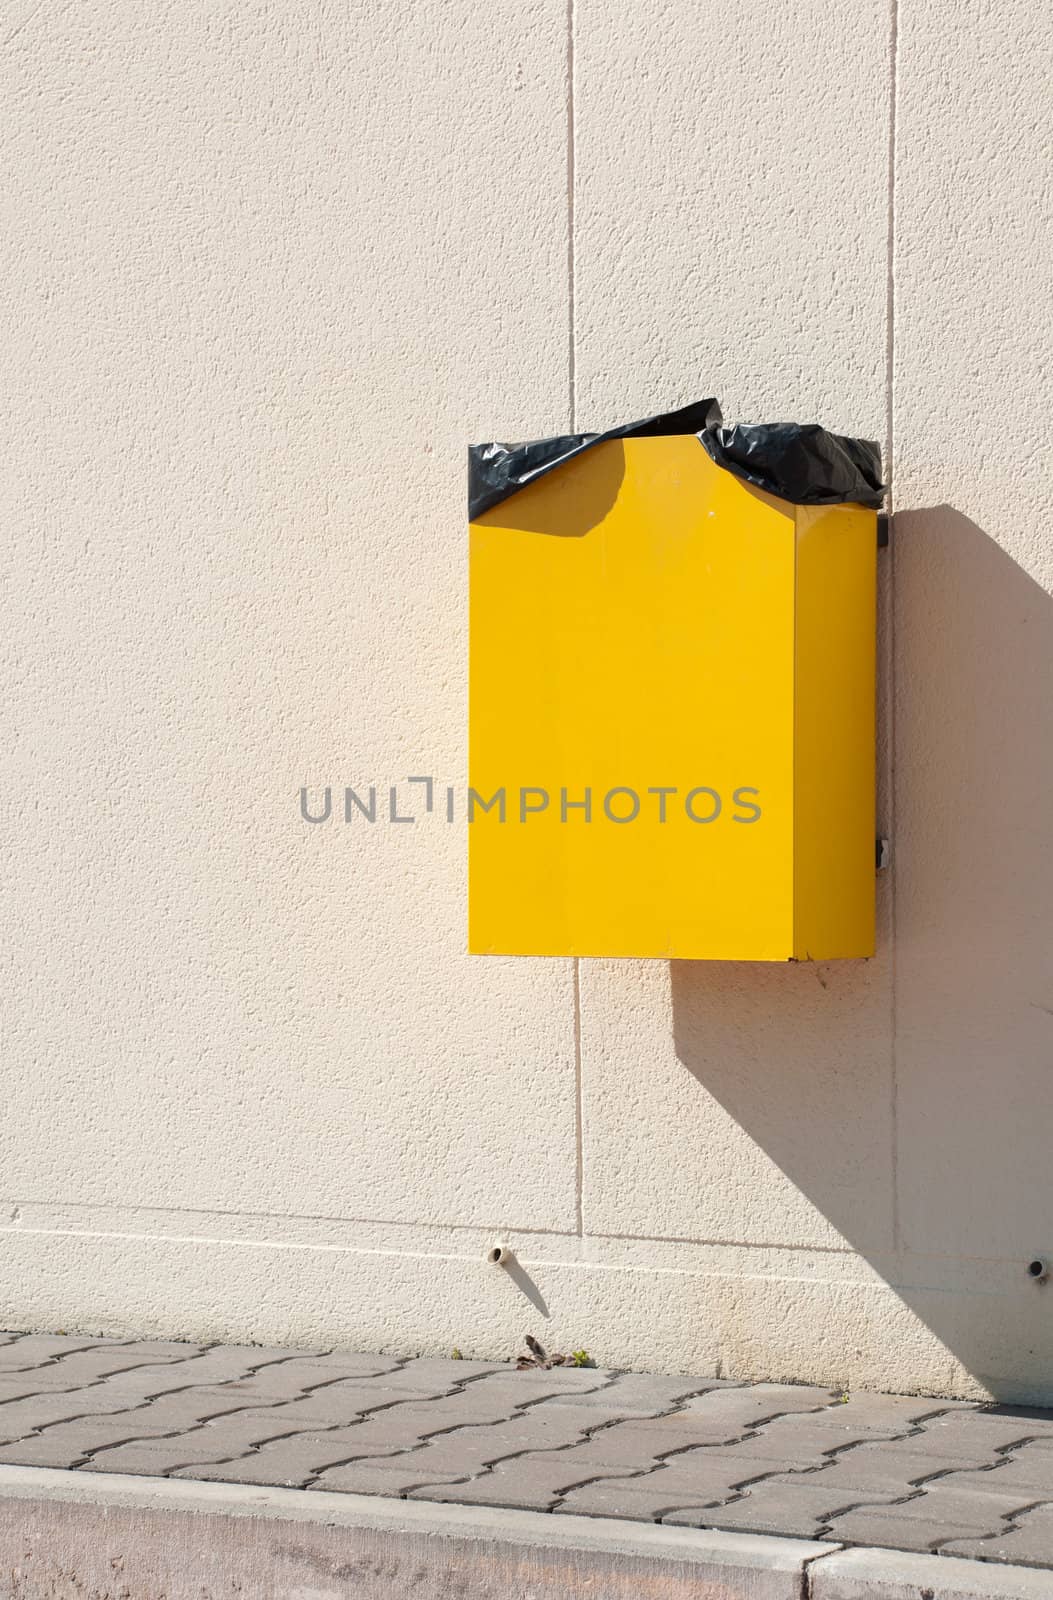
[468,400,882,961]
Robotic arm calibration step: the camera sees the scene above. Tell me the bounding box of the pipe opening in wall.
[1027,1258,1049,1281]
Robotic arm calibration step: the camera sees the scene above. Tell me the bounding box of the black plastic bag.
[469,399,883,518]
[468,399,720,520]
[699,420,883,508]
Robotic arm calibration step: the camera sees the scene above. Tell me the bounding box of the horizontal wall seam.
[0,1221,1031,1297]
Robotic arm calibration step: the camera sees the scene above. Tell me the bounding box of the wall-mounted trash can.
[468,400,884,961]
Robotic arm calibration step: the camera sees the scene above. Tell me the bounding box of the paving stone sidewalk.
[1,1330,1052,1571]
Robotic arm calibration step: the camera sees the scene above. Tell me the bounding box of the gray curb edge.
[0,1464,1046,1599]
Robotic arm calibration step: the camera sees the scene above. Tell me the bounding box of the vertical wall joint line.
[885,0,898,509]
[566,0,576,433]
[886,0,900,1254]
[567,0,583,1239]
[573,960,584,1236]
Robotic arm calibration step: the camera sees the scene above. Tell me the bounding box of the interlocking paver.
[785,1441,996,1496]
[528,1400,813,1461]
[112,1380,297,1413]
[664,1479,903,1536]
[22,1346,200,1386]
[88,1408,334,1467]
[679,1383,838,1425]
[0,1356,151,1392]
[211,1353,405,1394]
[826,1392,965,1430]
[60,1359,276,1414]
[79,1340,207,1360]
[0,1377,70,1405]
[91,1375,412,1435]
[95,1346,299,1389]
[0,1390,154,1433]
[943,1501,1053,1565]
[3,1413,172,1451]
[539,1374,726,1413]
[458,1372,614,1404]
[824,1483,1029,1552]
[666,1418,906,1469]
[555,1460,756,1522]
[77,1440,231,1476]
[380,1358,507,1388]
[175,1428,402,1488]
[0,1433,131,1469]
[321,1461,466,1496]
[538,1384,834,1459]
[480,1366,617,1393]
[909,1414,1046,1455]
[214,1389,429,1433]
[232,1372,589,1442]
[501,1424,688,1474]
[0,1336,111,1370]
[406,1455,640,1511]
[431,1403,617,1454]
[623,1454,779,1495]
[51,1389,248,1436]
[935,1448,1053,1497]
[756,1405,946,1445]
[243,1401,420,1443]
[313,1402,612,1483]
[0,1412,209,1468]
[183,1423,516,1490]
[1009,1431,1053,1452]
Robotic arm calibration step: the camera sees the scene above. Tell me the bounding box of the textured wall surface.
[1,0,1050,1399]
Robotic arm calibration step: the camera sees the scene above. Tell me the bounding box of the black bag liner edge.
[469,398,884,519]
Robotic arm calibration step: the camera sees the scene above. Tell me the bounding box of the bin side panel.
[469,436,797,959]
[792,504,877,959]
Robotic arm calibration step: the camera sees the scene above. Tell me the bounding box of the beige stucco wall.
[2,0,1050,1401]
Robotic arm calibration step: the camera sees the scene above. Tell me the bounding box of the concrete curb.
[0,1464,1042,1599]
[809,1545,1053,1599]
[0,1464,823,1598]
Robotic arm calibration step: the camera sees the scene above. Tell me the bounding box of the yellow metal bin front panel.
[468,435,799,959]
